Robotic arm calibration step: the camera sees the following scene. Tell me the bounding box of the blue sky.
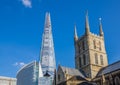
[0,0,120,77]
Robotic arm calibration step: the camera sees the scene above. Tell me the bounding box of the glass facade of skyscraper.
[40,12,56,85]
[17,61,39,85]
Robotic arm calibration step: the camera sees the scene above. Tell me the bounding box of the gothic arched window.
[93,40,96,49]
[115,76,120,85]
[99,41,102,51]
[82,41,85,50]
[95,53,98,64]
[78,44,80,54]
[79,57,81,67]
[83,54,86,65]
[109,74,113,85]
[58,74,60,81]
[100,55,104,65]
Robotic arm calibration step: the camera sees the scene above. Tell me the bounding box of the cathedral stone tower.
[74,13,108,78]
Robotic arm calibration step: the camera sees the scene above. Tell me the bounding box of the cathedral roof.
[78,82,96,85]
[96,60,120,77]
[68,76,87,81]
[60,66,86,78]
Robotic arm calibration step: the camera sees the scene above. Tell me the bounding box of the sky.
[0,0,120,78]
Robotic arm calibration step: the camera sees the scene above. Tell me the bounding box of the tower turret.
[74,25,78,41]
[99,18,104,36]
[85,11,90,35]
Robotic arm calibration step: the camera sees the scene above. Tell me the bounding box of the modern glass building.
[40,12,56,85]
[16,61,39,85]
[0,76,16,85]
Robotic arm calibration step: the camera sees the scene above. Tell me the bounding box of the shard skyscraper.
[39,12,56,85]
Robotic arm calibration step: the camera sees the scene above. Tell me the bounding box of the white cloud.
[21,0,32,8]
[13,62,26,67]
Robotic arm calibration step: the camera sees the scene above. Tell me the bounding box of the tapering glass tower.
[40,12,56,77]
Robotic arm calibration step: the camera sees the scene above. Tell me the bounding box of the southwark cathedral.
[56,13,120,85]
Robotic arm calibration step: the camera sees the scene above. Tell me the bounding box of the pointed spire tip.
[74,24,78,41]
[99,17,104,36]
[85,10,90,35]
[44,12,51,29]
